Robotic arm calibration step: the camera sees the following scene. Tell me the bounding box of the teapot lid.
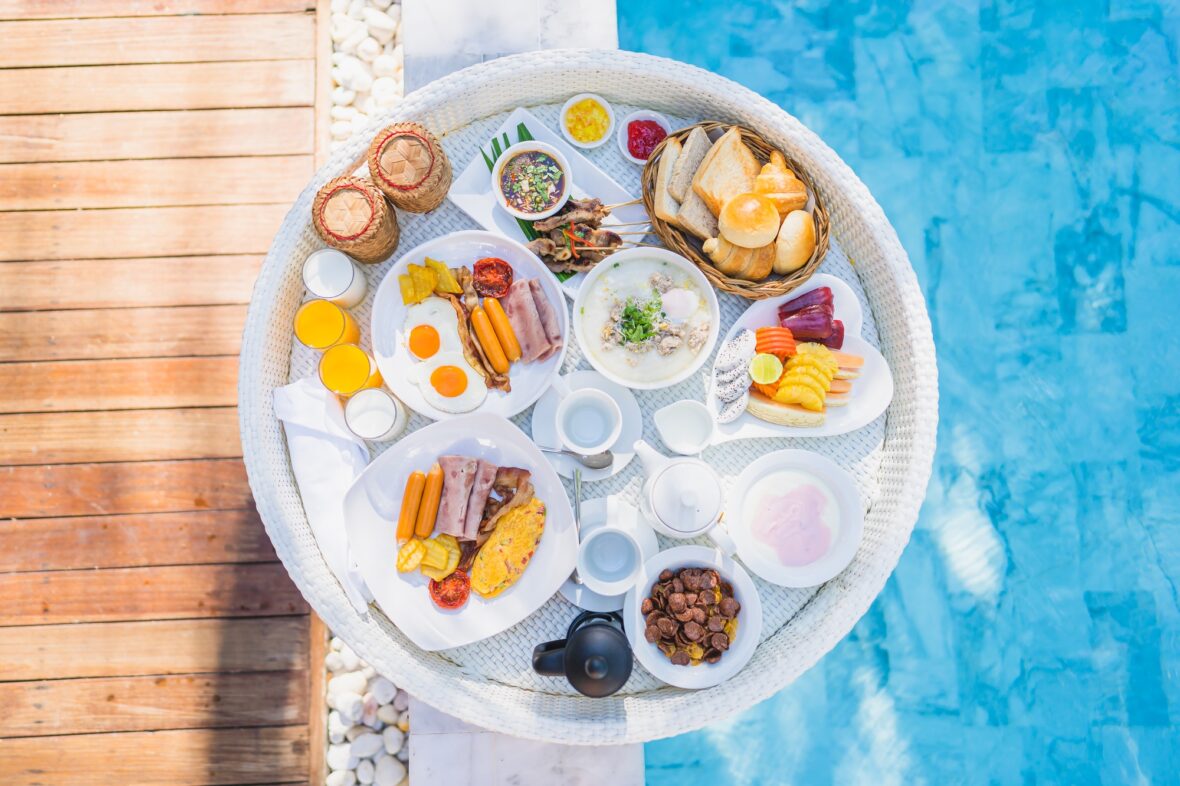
[565,617,633,697]
[651,460,723,533]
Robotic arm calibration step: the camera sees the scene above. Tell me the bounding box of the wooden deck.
[0,2,330,783]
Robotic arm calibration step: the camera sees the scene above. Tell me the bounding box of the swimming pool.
[620,1,1180,781]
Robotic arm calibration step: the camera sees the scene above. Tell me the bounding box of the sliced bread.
[676,187,718,240]
[692,128,760,215]
[653,137,682,225]
[669,127,711,202]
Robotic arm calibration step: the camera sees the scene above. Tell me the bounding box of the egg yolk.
[430,365,468,398]
[408,324,441,359]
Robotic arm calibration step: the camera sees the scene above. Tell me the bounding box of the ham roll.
[462,460,498,541]
[435,455,477,537]
[528,279,563,361]
[501,279,551,363]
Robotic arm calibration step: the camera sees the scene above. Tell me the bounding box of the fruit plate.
[370,229,568,421]
[447,106,650,300]
[706,274,894,440]
[343,413,578,651]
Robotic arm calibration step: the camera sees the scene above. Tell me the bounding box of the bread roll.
[703,236,774,281]
[774,210,816,275]
[736,242,775,281]
[718,193,779,248]
[754,151,808,216]
[653,137,682,225]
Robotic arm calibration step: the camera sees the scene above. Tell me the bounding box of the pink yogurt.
[750,483,832,566]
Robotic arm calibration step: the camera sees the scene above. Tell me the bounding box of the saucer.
[531,370,642,481]
[559,497,659,612]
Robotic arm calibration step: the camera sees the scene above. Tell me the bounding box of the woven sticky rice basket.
[641,121,831,300]
[239,49,938,745]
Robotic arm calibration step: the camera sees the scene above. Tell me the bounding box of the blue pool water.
[620,1,1180,782]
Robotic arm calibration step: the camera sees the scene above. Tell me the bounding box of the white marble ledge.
[402,0,618,93]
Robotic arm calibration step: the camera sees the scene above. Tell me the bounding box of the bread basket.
[641,120,831,300]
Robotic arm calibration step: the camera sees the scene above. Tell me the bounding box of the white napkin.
[273,377,373,613]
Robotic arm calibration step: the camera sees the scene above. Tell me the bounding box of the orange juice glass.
[319,343,383,396]
[294,299,360,350]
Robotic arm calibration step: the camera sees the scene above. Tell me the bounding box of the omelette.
[470,497,546,598]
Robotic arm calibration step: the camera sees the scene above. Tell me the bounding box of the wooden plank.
[0,305,247,361]
[308,614,329,786]
[0,459,252,518]
[0,0,313,20]
[0,509,272,572]
[0,562,308,626]
[0,407,241,466]
[2,669,309,737]
[0,108,314,164]
[0,14,315,68]
[0,204,288,261]
[0,357,238,413]
[0,257,261,311]
[0,725,308,786]
[0,617,308,681]
[0,60,315,114]
[0,156,313,211]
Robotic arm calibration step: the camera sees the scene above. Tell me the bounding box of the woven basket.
[367,122,453,213]
[641,121,830,300]
[239,49,937,745]
[311,175,400,264]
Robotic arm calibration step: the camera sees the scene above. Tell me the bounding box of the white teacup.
[554,383,622,456]
[576,525,643,596]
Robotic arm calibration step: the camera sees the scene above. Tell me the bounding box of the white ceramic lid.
[650,460,722,533]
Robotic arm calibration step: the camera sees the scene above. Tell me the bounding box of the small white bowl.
[559,93,616,150]
[490,141,573,221]
[571,246,720,391]
[623,545,763,690]
[616,110,672,165]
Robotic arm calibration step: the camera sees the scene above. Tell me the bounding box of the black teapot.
[532,611,633,697]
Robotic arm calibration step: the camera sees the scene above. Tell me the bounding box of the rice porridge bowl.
[579,257,713,386]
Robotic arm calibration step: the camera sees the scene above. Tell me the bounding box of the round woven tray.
[239,49,938,745]
[641,121,831,300]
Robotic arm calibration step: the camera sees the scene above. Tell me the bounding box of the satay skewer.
[601,197,642,211]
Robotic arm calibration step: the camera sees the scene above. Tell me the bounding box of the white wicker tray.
[239,49,938,745]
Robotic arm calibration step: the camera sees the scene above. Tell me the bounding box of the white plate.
[572,246,721,391]
[559,497,658,612]
[370,230,568,421]
[707,274,894,440]
[343,413,577,652]
[531,370,643,481]
[726,449,864,587]
[623,545,763,690]
[448,106,650,299]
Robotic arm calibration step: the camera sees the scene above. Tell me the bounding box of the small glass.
[345,388,407,442]
[303,249,368,308]
[319,343,383,397]
[294,299,360,350]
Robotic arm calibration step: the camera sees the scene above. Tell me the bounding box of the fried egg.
[417,350,488,413]
[403,297,462,361]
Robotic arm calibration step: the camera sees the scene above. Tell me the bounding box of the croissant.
[754,151,808,216]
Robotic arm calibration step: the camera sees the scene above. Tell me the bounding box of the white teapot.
[633,439,735,554]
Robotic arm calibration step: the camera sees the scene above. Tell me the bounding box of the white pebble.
[369,677,397,705]
[363,7,396,32]
[351,731,384,759]
[325,651,347,672]
[396,709,409,732]
[385,4,401,24]
[361,691,380,726]
[327,742,353,772]
[369,0,392,9]
[376,704,398,725]
[392,689,409,712]
[342,65,372,93]
[362,666,377,681]
[331,637,345,651]
[334,691,365,723]
[331,86,356,106]
[327,771,356,786]
[331,105,358,121]
[345,724,369,743]
[358,96,377,117]
[356,37,381,62]
[395,746,409,763]
[381,726,405,755]
[339,28,367,55]
[331,0,348,11]
[348,0,365,18]
[374,756,406,786]
[329,672,368,698]
[371,77,399,104]
[369,24,395,44]
[356,758,375,785]
[328,710,349,744]
[390,42,404,68]
[372,54,398,78]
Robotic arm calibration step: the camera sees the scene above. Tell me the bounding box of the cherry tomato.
[429,570,471,610]
[473,257,514,298]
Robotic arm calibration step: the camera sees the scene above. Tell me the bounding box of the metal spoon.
[539,445,614,470]
[571,468,584,585]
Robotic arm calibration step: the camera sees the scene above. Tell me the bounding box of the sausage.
[396,470,426,543]
[414,463,444,538]
[470,306,509,374]
[484,297,521,362]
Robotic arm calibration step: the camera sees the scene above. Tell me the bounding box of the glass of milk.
[302,249,367,308]
[344,388,407,442]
